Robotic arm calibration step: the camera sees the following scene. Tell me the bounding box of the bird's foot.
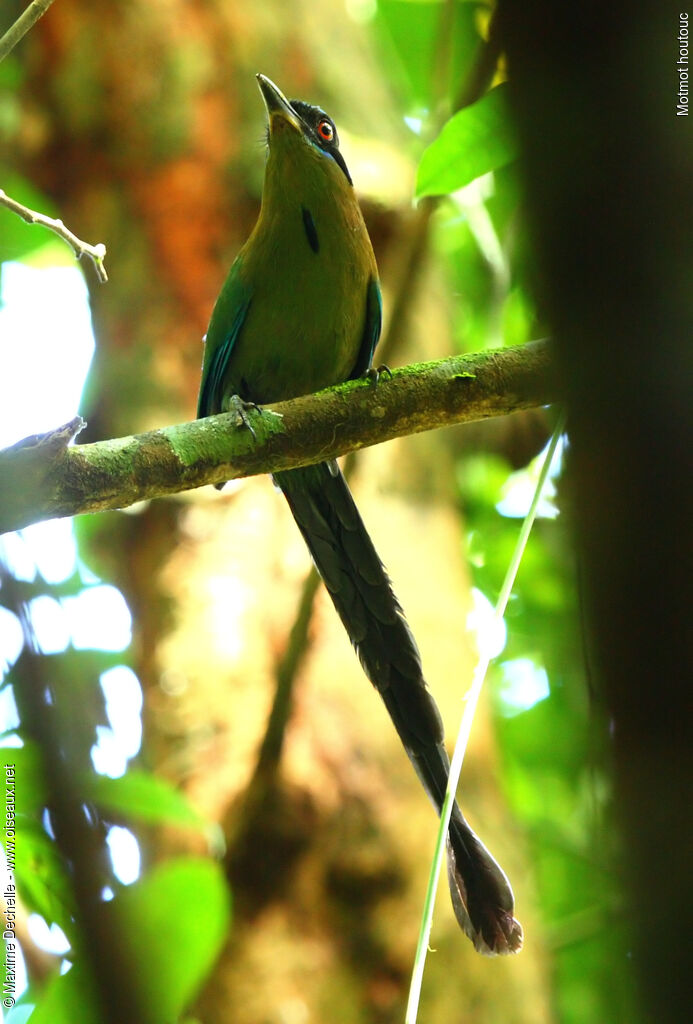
[363,364,393,386]
[214,394,262,491]
[225,393,261,439]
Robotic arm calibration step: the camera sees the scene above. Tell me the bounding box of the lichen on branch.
[0,339,556,534]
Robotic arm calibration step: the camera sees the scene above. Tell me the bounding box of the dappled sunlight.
[0,262,94,448]
[106,826,141,886]
[19,519,79,585]
[27,915,70,956]
[0,258,146,920]
[497,435,566,520]
[497,657,551,716]
[467,586,507,663]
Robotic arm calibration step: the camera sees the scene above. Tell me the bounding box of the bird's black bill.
[256,73,302,133]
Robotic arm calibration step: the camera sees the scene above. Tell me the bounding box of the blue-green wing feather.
[197,259,252,417]
[349,277,382,380]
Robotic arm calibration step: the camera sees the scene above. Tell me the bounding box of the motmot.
[197,74,522,955]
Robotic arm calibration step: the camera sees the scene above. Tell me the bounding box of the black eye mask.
[289,100,353,186]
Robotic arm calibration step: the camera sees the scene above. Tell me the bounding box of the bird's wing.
[198,260,252,417]
[349,276,382,380]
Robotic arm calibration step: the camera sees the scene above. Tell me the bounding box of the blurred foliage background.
[0,1,644,1022]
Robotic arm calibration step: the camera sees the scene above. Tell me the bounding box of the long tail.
[274,460,523,955]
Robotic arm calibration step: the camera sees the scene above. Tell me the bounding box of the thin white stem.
[0,0,57,63]
[406,408,568,1024]
[0,188,108,282]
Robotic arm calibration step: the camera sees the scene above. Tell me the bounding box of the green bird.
[198,73,522,955]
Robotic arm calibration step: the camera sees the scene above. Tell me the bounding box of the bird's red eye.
[317,119,334,142]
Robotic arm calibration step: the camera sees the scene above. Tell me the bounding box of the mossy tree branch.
[0,339,556,535]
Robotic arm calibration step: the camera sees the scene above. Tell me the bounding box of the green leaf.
[83,769,206,828]
[113,857,230,1022]
[415,85,517,198]
[1,741,46,817]
[0,171,63,266]
[374,1,481,111]
[28,965,100,1024]
[29,858,231,1024]
[13,820,77,940]
[116,856,229,1024]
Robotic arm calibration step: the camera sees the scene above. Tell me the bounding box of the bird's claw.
[225,393,260,439]
[363,364,393,386]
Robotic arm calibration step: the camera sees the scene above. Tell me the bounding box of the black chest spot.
[301,206,320,254]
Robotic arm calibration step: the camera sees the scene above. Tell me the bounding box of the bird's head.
[256,73,354,198]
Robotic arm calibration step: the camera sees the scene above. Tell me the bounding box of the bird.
[197,73,523,955]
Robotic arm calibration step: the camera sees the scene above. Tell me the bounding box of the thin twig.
[406,410,567,1022]
[252,567,323,781]
[0,0,57,63]
[0,187,108,282]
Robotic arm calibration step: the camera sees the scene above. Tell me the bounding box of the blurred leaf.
[0,54,24,90]
[28,964,101,1024]
[29,858,230,1024]
[41,652,109,766]
[374,0,481,110]
[111,858,231,1022]
[0,740,46,817]
[416,85,516,197]
[0,57,24,144]
[84,769,206,829]
[502,286,537,347]
[21,238,79,271]
[0,172,62,269]
[14,819,77,941]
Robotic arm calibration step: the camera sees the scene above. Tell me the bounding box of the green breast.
[209,152,377,405]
